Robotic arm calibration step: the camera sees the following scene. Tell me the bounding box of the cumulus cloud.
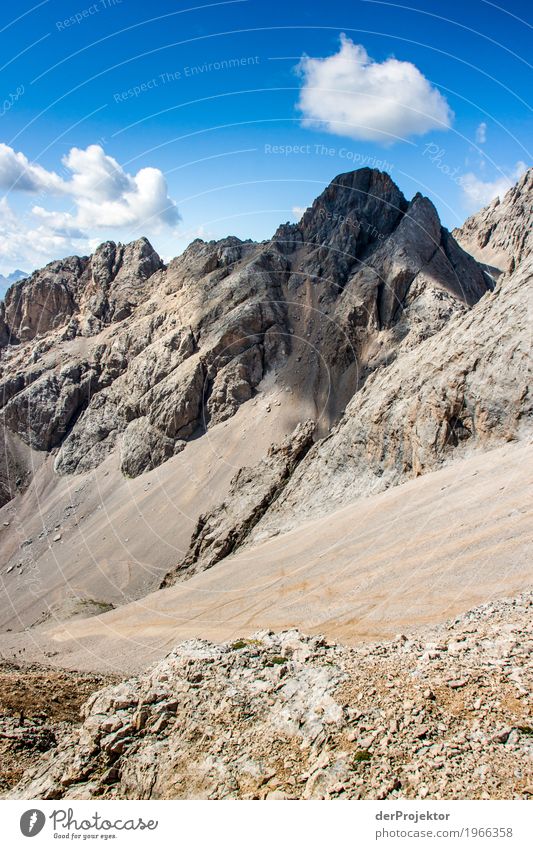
[0,143,180,274]
[61,146,179,229]
[475,122,487,144]
[461,161,527,209]
[63,144,133,204]
[296,35,453,144]
[0,143,180,231]
[0,143,64,193]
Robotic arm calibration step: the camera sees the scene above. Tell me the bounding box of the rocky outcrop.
[0,255,87,344]
[0,233,294,479]
[275,168,408,275]
[272,169,489,429]
[206,346,263,427]
[119,418,185,479]
[0,430,36,508]
[54,327,200,475]
[276,169,487,311]
[453,167,533,276]
[3,362,99,452]
[0,238,162,344]
[162,421,316,585]
[85,239,163,324]
[9,591,532,800]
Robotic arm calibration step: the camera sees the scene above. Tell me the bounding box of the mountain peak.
[298,167,407,246]
[453,166,533,276]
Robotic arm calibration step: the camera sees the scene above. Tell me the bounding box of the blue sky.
[0,0,531,274]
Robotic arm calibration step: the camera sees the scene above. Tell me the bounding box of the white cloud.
[460,161,527,209]
[475,122,487,144]
[61,146,179,230]
[63,144,133,204]
[296,35,453,144]
[0,143,180,274]
[0,143,64,193]
[0,143,180,231]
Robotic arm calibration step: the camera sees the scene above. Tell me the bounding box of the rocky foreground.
[7,591,532,800]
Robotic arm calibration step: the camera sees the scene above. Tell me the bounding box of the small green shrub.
[353,749,372,762]
[264,655,287,667]
[231,638,264,650]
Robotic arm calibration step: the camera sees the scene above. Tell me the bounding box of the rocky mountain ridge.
[0,168,489,506]
[453,168,533,275]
